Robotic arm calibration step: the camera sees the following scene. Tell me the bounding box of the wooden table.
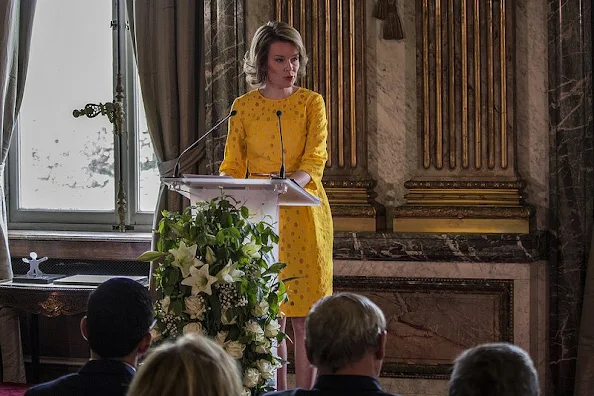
[0,281,94,383]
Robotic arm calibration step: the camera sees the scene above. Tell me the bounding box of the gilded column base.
[392,181,533,234]
[324,180,386,232]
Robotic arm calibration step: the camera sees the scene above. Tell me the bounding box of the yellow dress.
[220,87,333,317]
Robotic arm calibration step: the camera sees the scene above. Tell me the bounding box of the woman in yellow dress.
[219,21,333,390]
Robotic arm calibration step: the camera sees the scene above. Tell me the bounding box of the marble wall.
[247,0,549,230]
[516,0,549,230]
[334,259,548,396]
[547,0,593,394]
[365,0,417,215]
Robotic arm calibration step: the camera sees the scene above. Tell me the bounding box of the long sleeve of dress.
[219,100,247,179]
[299,93,328,184]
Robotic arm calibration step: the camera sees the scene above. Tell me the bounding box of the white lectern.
[162,175,320,261]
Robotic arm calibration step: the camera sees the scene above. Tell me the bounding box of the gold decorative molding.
[276,0,384,231]
[404,180,525,189]
[397,0,530,234]
[324,179,385,232]
[393,206,532,219]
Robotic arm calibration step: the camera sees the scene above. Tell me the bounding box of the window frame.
[7,0,155,233]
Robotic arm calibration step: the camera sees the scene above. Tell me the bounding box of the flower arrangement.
[138,196,288,395]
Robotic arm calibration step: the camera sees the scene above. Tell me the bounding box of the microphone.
[275,110,286,179]
[172,109,237,178]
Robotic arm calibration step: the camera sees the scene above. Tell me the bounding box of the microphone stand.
[274,110,286,179]
[172,110,237,178]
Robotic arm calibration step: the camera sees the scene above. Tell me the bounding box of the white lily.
[241,243,261,257]
[216,260,245,284]
[181,264,218,295]
[169,241,204,278]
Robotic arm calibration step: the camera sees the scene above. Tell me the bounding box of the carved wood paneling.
[417,0,514,173]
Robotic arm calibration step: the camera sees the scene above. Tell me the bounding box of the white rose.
[245,321,265,342]
[264,320,280,338]
[224,340,246,359]
[182,322,206,336]
[215,330,228,346]
[160,296,171,314]
[255,339,271,354]
[252,300,269,317]
[256,359,275,380]
[184,295,206,319]
[241,387,252,396]
[243,368,261,388]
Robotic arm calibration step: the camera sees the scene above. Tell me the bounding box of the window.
[8,0,160,231]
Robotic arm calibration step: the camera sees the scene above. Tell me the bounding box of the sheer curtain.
[0,0,36,383]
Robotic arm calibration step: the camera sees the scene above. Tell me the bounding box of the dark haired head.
[86,277,153,358]
[449,343,539,396]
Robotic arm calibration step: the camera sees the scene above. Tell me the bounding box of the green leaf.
[169,222,184,236]
[167,268,180,286]
[137,251,167,262]
[216,230,226,245]
[170,299,183,315]
[240,206,249,218]
[263,262,287,276]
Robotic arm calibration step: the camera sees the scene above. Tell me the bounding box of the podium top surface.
[162,176,320,207]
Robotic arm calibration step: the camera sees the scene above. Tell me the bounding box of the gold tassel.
[383,0,404,40]
[373,0,388,20]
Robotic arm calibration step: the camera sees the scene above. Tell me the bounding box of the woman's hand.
[291,170,312,188]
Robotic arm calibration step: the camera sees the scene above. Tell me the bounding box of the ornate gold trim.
[324,180,376,189]
[461,0,468,168]
[448,0,455,169]
[404,180,525,189]
[487,0,495,169]
[435,0,443,169]
[500,0,508,169]
[393,217,529,234]
[350,0,357,168]
[474,0,481,169]
[423,0,430,169]
[393,205,532,219]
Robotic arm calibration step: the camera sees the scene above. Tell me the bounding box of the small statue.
[23,252,49,277]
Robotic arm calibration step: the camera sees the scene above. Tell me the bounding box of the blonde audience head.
[127,333,242,396]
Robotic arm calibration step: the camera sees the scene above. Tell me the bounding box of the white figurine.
[23,252,49,277]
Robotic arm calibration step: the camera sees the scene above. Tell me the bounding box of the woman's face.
[265,41,300,89]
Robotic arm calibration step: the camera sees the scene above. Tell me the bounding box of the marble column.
[547,0,593,394]
[275,0,385,231]
[392,0,532,234]
[202,0,246,174]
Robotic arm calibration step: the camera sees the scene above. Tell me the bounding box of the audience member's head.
[81,277,154,362]
[449,342,540,396]
[305,292,387,376]
[127,333,243,396]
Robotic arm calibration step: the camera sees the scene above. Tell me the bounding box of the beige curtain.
[127,0,205,282]
[0,0,36,383]
[575,233,594,395]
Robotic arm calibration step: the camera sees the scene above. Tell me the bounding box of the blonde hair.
[244,20,308,87]
[127,333,243,396]
[305,293,387,372]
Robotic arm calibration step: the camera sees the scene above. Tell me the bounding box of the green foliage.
[137,195,288,395]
